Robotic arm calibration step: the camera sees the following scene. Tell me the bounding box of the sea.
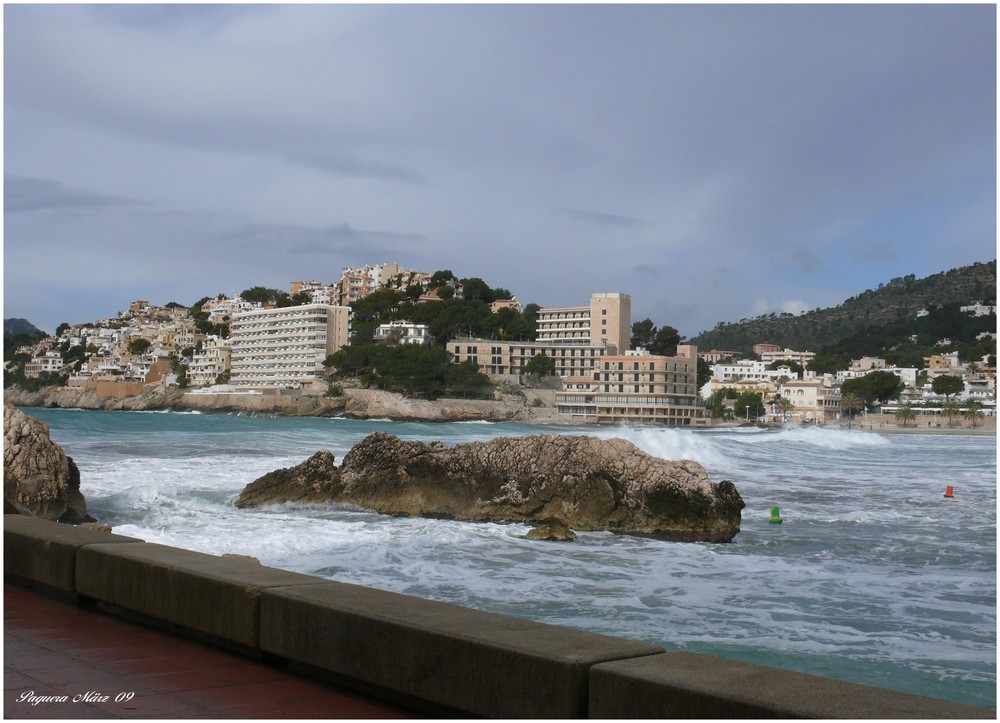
[22,407,997,709]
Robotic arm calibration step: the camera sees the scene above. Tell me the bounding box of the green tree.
[840,371,905,406]
[523,353,556,376]
[895,403,917,428]
[650,325,681,357]
[941,400,962,428]
[460,277,494,303]
[630,319,657,349]
[429,269,455,287]
[840,392,864,429]
[931,374,964,401]
[127,338,152,355]
[773,396,794,422]
[696,357,711,391]
[733,391,764,422]
[55,322,71,337]
[705,389,733,420]
[963,399,984,428]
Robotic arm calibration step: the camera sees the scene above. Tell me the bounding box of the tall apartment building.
[535,292,631,353]
[228,304,351,390]
[555,345,704,426]
[450,292,632,382]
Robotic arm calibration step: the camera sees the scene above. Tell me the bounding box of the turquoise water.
[25,408,997,709]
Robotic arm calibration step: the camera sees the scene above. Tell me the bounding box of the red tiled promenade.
[4,584,416,719]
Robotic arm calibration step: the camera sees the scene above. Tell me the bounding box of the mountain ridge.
[688,260,996,358]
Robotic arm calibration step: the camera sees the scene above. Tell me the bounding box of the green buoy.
[769,506,783,525]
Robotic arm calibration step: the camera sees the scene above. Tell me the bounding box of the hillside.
[4,318,45,338]
[689,261,996,361]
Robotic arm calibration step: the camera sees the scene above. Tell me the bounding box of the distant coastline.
[5,382,995,436]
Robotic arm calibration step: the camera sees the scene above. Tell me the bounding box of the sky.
[4,3,996,338]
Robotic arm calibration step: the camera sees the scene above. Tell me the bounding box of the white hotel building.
[228,304,351,390]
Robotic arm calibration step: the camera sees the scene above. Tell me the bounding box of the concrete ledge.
[260,581,663,718]
[589,651,996,719]
[75,541,325,649]
[6,516,995,719]
[4,514,144,595]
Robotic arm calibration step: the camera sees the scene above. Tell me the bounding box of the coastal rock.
[3,404,93,523]
[237,431,744,542]
[525,522,577,542]
[234,449,342,508]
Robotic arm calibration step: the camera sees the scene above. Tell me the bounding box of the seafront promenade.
[5,584,413,719]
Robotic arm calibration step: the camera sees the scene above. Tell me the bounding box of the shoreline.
[5,384,996,436]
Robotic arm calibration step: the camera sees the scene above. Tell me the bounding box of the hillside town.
[6,262,997,428]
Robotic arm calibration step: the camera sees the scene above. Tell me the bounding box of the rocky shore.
[3,403,93,523]
[3,383,568,424]
[5,382,995,434]
[236,431,745,542]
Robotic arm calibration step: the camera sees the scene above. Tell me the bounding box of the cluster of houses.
[700,343,995,424]
[11,262,996,426]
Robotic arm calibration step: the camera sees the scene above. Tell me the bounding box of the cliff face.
[3,404,93,523]
[237,432,744,542]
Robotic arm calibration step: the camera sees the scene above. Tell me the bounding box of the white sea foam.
[26,409,996,709]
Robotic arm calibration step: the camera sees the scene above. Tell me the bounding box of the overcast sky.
[4,4,996,337]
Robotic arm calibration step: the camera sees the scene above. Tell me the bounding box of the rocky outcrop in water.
[236,431,744,542]
[3,404,93,523]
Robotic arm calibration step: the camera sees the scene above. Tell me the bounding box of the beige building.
[535,292,631,353]
[451,338,610,381]
[450,291,631,383]
[777,379,841,422]
[188,337,232,387]
[228,304,351,390]
[555,345,704,426]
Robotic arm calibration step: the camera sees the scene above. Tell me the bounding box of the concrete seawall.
[5,515,993,719]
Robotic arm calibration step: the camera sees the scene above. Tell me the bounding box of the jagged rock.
[234,449,341,508]
[222,553,262,565]
[238,431,744,542]
[3,404,94,523]
[525,522,577,542]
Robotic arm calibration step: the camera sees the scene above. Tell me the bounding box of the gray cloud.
[557,208,647,228]
[5,175,142,213]
[3,4,994,337]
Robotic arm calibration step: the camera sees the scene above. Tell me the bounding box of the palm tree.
[895,403,917,428]
[840,393,864,429]
[964,399,985,428]
[774,397,794,423]
[941,400,962,428]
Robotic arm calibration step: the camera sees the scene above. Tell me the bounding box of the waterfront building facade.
[777,379,841,422]
[555,345,704,426]
[228,304,351,390]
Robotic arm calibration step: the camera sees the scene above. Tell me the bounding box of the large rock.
[237,432,744,542]
[3,404,93,523]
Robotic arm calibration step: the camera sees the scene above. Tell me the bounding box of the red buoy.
[944,485,955,498]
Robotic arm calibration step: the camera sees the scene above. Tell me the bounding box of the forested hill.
[688,260,996,357]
